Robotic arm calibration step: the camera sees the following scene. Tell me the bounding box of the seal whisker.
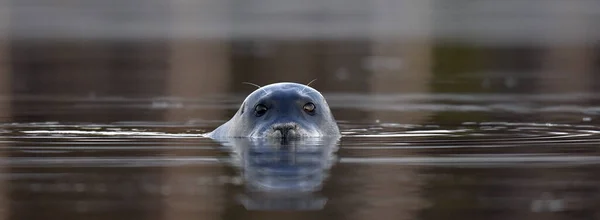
[242,82,261,89]
[242,82,268,96]
[301,79,318,93]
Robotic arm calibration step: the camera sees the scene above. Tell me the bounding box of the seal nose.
[273,123,297,133]
[272,123,299,139]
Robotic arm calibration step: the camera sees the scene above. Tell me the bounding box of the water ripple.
[1,121,599,168]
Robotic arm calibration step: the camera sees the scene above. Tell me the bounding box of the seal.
[206,82,340,139]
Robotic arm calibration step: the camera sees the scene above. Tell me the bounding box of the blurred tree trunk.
[0,0,9,218]
[0,0,9,123]
[539,47,594,94]
[166,39,231,121]
[538,1,594,95]
[162,0,231,219]
[368,0,432,125]
[537,1,594,123]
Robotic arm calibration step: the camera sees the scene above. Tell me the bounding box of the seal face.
[207,82,340,139]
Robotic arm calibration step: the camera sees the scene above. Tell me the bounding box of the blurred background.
[0,1,599,219]
[0,0,598,124]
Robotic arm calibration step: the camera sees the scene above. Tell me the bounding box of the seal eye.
[255,104,268,117]
[303,102,316,115]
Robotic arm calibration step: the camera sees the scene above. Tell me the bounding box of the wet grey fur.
[206,82,340,138]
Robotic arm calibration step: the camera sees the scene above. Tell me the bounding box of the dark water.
[1,94,600,220]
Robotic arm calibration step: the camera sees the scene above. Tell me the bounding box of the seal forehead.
[246,82,322,102]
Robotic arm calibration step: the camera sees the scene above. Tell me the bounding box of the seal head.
[207,82,340,139]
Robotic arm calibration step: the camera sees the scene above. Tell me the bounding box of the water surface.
[1,94,600,219]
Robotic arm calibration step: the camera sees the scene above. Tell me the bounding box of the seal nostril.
[271,123,299,137]
[272,123,296,131]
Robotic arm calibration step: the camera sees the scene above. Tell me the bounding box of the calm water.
[2,0,599,219]
[1,94,600,219]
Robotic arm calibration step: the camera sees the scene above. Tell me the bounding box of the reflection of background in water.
[0,0,598,219]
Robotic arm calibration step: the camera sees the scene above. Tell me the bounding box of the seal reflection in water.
[222,137,338,210]
[207,82,340,139]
